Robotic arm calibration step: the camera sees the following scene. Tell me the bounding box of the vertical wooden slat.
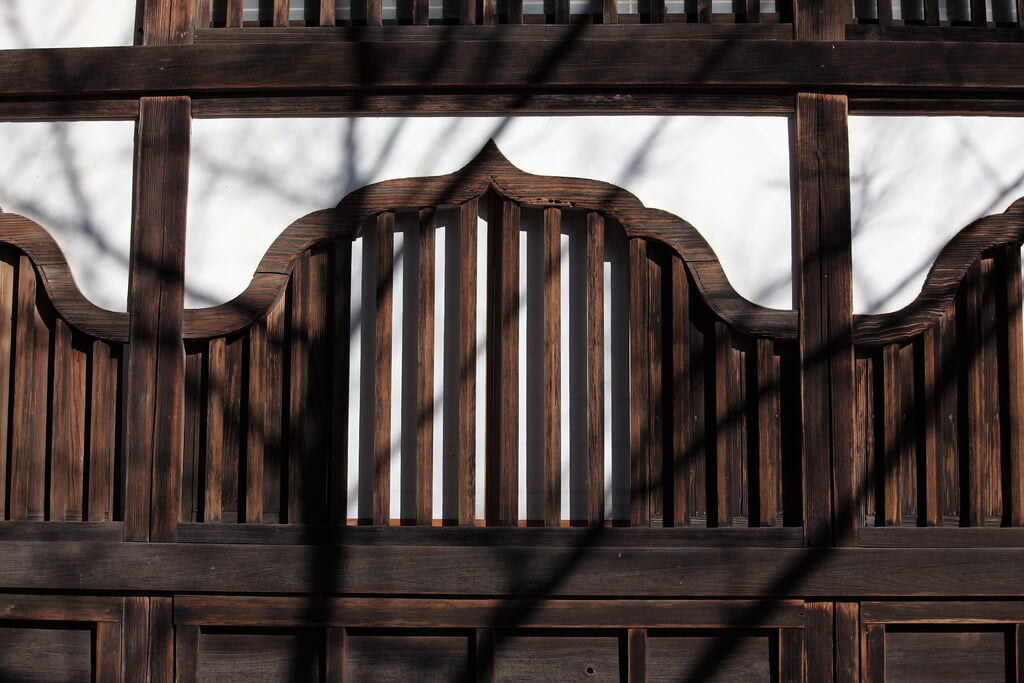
[542,207,561,526]
[274,0,290,25]
[414,0,431,24]
[150,597,174,683]
[805,602,834,683]
[10,256,39,521]
[628,238,651,527]
[586,212,605,527]
[222,335,243,522]
[962,260,988,526]
[330,241,352,523]
[1015,623,1024,683]
[50,320,86,521]
[461,0,478,25]
[644,0,665,23]
[1018,0,1024,28]
[264,291,286,523]
[95,620,121,683]
[27,283,48,521]
[485,196,519,526]
[205,338,225,523]
[855,355,873,525]
[417,209,437,525]
[306,247,333,523]
[321,0,337,25]
[755,338,781,526]
[627,628,646,682]
[366,0,384,25]
[918,328,940,525]
[834,602,860,683]
[194,0,213,28]
[126,95,190,542]
[878,343,901,526]
[87,341,117,522]
[554,0,570,23]
[794,91,855,546]
[780,628,806,682]
[877,0,893,24]
[326,627,346,682]
[669,256,690,527]
[744,0,760,22]
[226,0,244,26]
[246,321,267,524]
[476,628,496,683]
[937,301,958,522]
[140,0,195,45]
[181,348,201,523]
[648,251,664,526]
[695,0,711,23]
[602,0,618,22]
[711,321,734,527]
[482,0,498,24]
[122,597,150,682]
[899,342,916,523]
[508,0,525,23]
[457,199,478,525]
[288,256,309,524]
[971,0,988,24]
[175,625,199,683]
[982,257,1002,521]
[0,254,11,518]
[863,623,885,683]
[999,246,1024,526]
[374,213,395,525]
[924,0,940,23]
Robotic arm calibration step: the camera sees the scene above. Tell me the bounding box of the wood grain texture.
[205,339,225,523]
[320,0,336,26]
[835,602,860,683]
[669,256,690,526]
[629,238,651,526]
[140,0,195,45]
[997,245,1024,525]
[627,628,646,682]
[586,213,605,527]
[125,96,190,542]
[543,207,561,526]
[457,199,478,525]
[805,601,834,683]
[226,0,244,27]
[0,253,11,518]
[87,341,118,522]
[755,337,781,527]
[374,213,395,525]
[326,627,345,681]
[329,241,352,523]
[417,208,436,525]
[175,625,199,683]
[246,319,267,523]
[485,196,519,526]
[878,344,902,527]
[9,256,42,521]
[287,256,309,524]
[49,320,86,522]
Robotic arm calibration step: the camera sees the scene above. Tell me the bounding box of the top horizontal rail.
[1,39,1023,98]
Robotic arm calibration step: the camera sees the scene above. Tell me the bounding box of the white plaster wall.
[0,0,136,49]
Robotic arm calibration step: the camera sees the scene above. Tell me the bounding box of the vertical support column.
[139,0,195,46]
[794,89,855,549]
[124,95,190,542]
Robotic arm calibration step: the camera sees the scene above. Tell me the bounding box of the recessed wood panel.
[494,634,621,681]
[646,631,773,682]
[885,629,1007,682]
[198,629,322,682]
[346,632,470,681]
[0,624,92,682]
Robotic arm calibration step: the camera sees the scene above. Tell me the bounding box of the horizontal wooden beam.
[2,40,1024,99]
[3,542,1024,596]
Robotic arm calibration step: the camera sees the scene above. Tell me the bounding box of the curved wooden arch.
[182,139,798,340]
[853,195,1024,346]
[0,211,129,342]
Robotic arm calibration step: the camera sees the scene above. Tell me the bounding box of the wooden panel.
[646,631,773,682]
[287,256,309,524]
[374,213,395,525]
[628,238,651,526]
[835,602,860,683]
[329,242,352,523]
[997,245,1024,525]
[150,597,174,683]
[885,630,1006,682]
[0,626,92,682]
[960,260,993,526]
[226,0,244,27]
[306,246,333,522]
[0,252,12,518]
[917,329,940,525]
[494,634,620,681]
[627,628,646,682]
[9,256,41,521]
[198,630,322,682]
[754,338,781,526]
[457,199,478,525]
[246,321,267,524]
[417,209,436,525]
[273,0,289,26]
[711,321,739,527]
[668,256,689,527]
[586,213,605,527]
[320,0,336,26]
[94,621,121,682]
[485,197,519,526]
[878,343,902,526]
[49,320,86,521]
[205,339,225,523]
[543,208,561,526]
[325,628,345,681]
[346,633,470,680]
[263,292,287,523]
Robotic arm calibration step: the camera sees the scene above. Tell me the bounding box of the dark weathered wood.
[861,600,1024,623]
[554,0,570,24]
[648,249,665,526]
[805,601,834,683]
[961,260,989,526]
[878,344,901,526]
[9,256,41,521]
[95,621,122,683]
[141,0,195,45]
[414,0,430,24]
[457,199,478,525]
[125,96,190,542]
[1016,623,1024,683]
[477,629,496,683]
[858,526,1024,546]
[320,0,337,26]
[923,0,940,24]
[877,0,893,25]
[485,196,519,526]
[970,0,987,25]
[586,213,605,527]
[482,0,498,24]
[194,0,212,28]
[226,0,244,27]
[27,260,48,522]
[287,256,309,524]
[863,623,885,683]
[627,628,646,682]
[246,320,267,523]
[263,291,287,522]
[795,0,846,38]
[997,245,1024,526]
[711,321,735,527]
[417,209,436,525]
[835,602,859,683]
[205,339,225,523]
[629,238,651,526]
[461,0,477,25]
[543,207,561,526]
[780,628,805,682]
[794,92,855,546]
[917,329,940,525]
[0,594,123,622]
[175,625,199,683]
[274,0,290,26]
[329,241,352,523]
[374,213,395,525]
[307,247,333,523]
[87,343,117,522]
[755,338,781,527]
[602,0,618,22]
[150,597,174,683]
[669,256,690,527]
[508,0,524,23]
[0,253,11,518]
[122,597,150,682]
[50,320,86,522]
[366,0,384,25]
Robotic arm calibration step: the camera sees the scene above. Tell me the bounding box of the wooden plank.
[27,276,48,522]
[477,629,496,683]
[1016,624,1024,683]
[861,600,1024,623]
[141,0,195,45]
[863,623,885,683]
[150,597,174,683]
[326,628,346,682]
[805,601,834,683]
[49,320,86,522]
[125,96,190,542]
[264,291,287,522]
[586,213,605,527]
[835,602,859,683]
[330,241,352,523]
[274,0,290,26]
[780,628,805,682]
[744,0,759,23]
[755,338,781,526]
[122,597,150,681]
[457,199,478,525]
[366,0,383,25]
[417,209,436,525]
[936,301,958,523]
[0,253,11,518]
[482,0,498,24]
[997,245,1024,526]
[879,344,901,526]
[980,257,1001,521]
[603,0,618,23]
[644,0,665,23]
[87,341,117,522]
[320,0,337,26]
[0,594,123,622]
[246,321,267,523]
[374,213,395,525]
[306,246,332,522]
[175,625,199,683]
[205,339,225,523]
[508,0,524,23]
[795,0,846,37]
[794,91,855,546]
[287,256,309,524]
[226,0,244,26]
[181,347,201,523]
[711,321,737,527]
[961,260,988,526]
[414,0,430,25]
[669,256,689,527]
[485,196,519,526]
[222,335,244,522]
[96,621,122,682]
[543,207,561,526]
[9,256,39,521]
[627,628,646,682]
[628,238,651,526]
[554,0,570,24]
[648,249,665,526]
[917,329,940,525]
[971,0,987,25]
[923,0,939,24]
[461,0,478,25]
[877,0,893,25]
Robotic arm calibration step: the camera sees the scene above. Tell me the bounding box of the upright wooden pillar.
[124,0,194,544]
